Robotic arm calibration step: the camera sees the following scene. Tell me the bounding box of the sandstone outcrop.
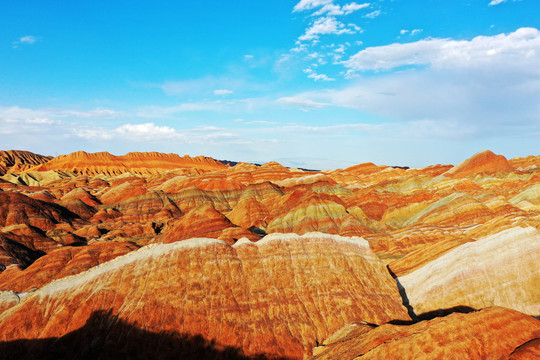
[443,150,513,178]
[0,150,52,176]
[0,241,138,292]
[311,307,540,359]
[0,149,538,359]
[398,226,540,316]
[0,233,409,359]
[32,151,228,176]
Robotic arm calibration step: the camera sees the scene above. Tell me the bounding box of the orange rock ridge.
[31,150,228,176]
[0,233,410,359]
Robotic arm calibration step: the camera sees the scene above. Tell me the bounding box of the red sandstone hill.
[0,149,538,359]
[443,149,513,178]
[30,151,228,176]
[0,150,52,175]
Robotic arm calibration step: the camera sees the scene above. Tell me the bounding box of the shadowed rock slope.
[0,150,52,176]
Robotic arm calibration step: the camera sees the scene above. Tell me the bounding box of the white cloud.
[12,35,38,48]
[293,0,333,12]
[299,16,355,41]
[279,26,540,132]
[242,120,279,125]
[306,1,369,16]
[276,123,381,134]
[400,29,422,37]
[309,72,335,81]
[20,36,36,44]
[342,3,370,14]
[114,123,177,139]
[313,4,344,16]
[345,27,540,71]
[62,108,120,118]
[136,98,270,118]
[303,67,335,81]
[0,106,119,124]
[488,0,518,5]
[214,89,233,95]
[77,122,238,143]
[364,10,380,18]
[277,96,331,109]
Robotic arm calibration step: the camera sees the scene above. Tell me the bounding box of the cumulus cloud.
[293,0,333,12]
[312,2,369,16]
[303,67,335,81]
[278,27,540,138]
[344,27,540,72]
[342,3,370,13]
[299,16,355,41]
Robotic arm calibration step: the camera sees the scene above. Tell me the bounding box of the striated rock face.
[0,148,539,358]
[0,150,52,176]
[0,192,78,231]
[0,241,139,292]
[0,233,410,359]
[398,227,540,316]
[159,204,240,243]
[509,338,540,360]
[311,307,540,360]
[31,151,228,176]
[443,149,513,178]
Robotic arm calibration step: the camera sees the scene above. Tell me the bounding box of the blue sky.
[1,0,539,169]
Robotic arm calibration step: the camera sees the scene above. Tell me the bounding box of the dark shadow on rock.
[385,266,477,325]
[386,265,417,322]
[416,305,476,322]
[0,310,287,360]
[388,305,477,325]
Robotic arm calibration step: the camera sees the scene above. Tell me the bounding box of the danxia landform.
[0,149,539,359]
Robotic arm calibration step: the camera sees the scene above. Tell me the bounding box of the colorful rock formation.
[31,151,228,176]
[311,307,540,359]
[0,150,52,176]
[398,226,540,317]
[0,148,538,359]
[0,233,410,359]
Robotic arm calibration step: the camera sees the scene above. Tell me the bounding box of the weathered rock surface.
[0,150,52,176]
[311,307,540,360]
[32,151,228,176]
[509,338,540,360]
[0,233,410,359]
[0,149,538,359]
[443,149,513,178]
[0,241,138,292]
[398,226,540,316]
